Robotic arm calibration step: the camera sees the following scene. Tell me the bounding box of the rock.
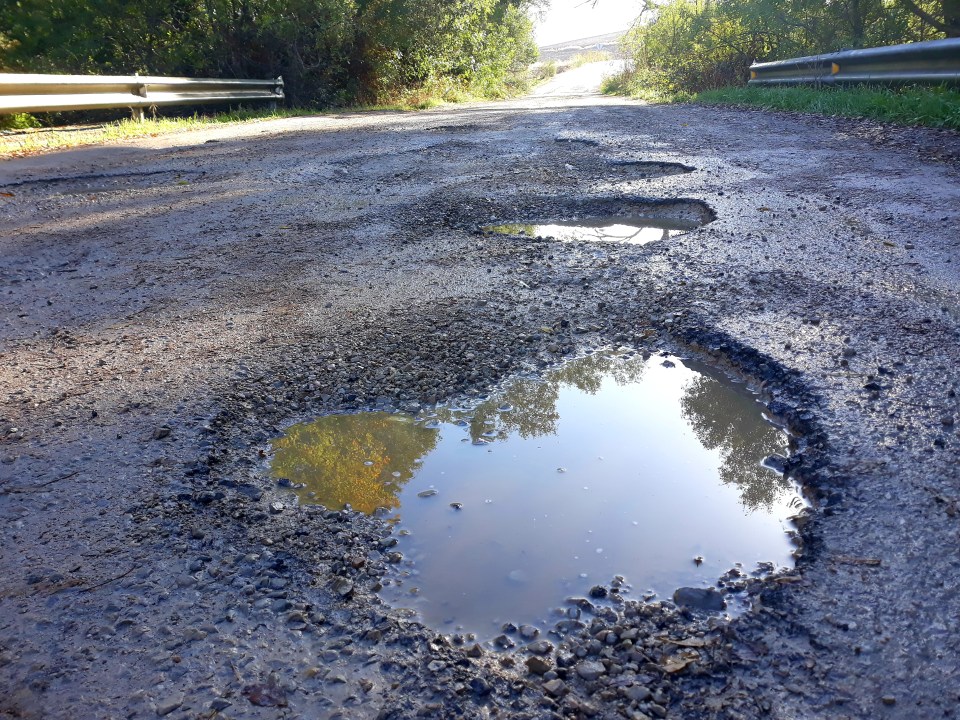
[518,624,539,640]
[417,489,438,498]
[527,639,554,655]
[427,660,446,672]
[152,426,172,440]
[543,678,566,697]
[156,697,182,716]
[469,678,492,696]
[882,696,897,706]
[333,578,354,597]
[466,643,484,658]
[268,502,285,515]
[623,685,652,702]
[672,587,726,612]
[526,656,552,675]
[589,585,608,599]
[576,660,606,681]
[494,634,516,649]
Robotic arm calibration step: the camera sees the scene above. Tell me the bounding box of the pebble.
[576,660,606,681]
[417,489,438,498]
[543,678,566,696]
[526,656,552,675]
[672,587,726,611]
[155,696,182,716]
[333,578,354,597]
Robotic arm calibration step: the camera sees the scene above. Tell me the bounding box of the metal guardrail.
[749,37,960,86]
[0,73,284,118]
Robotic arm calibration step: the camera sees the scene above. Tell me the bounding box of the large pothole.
[270,349,803,641]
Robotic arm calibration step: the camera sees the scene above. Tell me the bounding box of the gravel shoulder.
[2,75,959,719]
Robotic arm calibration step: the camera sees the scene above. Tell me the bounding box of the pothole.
[606,160,695,179]
[271,350,804,640]
[482,217,700,244]
[482,198,713,244]
[0,169,195,195]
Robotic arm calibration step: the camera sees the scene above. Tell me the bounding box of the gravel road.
[2,67,959,719]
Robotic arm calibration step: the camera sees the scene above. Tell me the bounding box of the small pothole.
[271,350,803,640]
[481,198,713,244]
[606,160,695,179]
[482,216,700,245]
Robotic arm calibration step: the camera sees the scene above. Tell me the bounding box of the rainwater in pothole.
[271,351,803,639]
[483,216,701,244]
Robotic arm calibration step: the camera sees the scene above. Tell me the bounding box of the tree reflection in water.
[679,375,790,511]
[435,351,648,442]
[272,351,789,516]
[271,413,438,514]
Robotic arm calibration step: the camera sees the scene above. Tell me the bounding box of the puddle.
[482,216,702,244]
[272,351,803,639]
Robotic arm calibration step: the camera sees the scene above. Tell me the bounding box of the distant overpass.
[537,31,626,64]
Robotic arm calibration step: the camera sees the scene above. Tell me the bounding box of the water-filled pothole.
[482,198,713,245]
[482,216,701,244]
[272,351,803,638]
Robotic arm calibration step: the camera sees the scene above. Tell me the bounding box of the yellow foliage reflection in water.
[271,413,439,514]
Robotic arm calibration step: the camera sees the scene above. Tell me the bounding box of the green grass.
[694,84,960,130]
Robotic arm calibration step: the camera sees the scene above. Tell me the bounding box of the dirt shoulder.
[2,81,959,719]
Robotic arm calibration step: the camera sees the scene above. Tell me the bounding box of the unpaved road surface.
[2,68,960,719]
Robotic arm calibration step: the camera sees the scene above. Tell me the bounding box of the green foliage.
[613,0,951,96]
[696,84,960,130]
[0,112,41,130]
[0,0,541,108]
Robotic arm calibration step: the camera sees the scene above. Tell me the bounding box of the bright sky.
[533,0,645,47]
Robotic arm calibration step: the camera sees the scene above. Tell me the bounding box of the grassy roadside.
[0,107,329,157]
[602,72,960,131]
[695,85,960,130]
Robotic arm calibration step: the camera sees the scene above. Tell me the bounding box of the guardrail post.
[131,107,145,122]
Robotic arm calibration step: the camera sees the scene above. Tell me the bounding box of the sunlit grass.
[0,107,322,157]
[696,84,960,130]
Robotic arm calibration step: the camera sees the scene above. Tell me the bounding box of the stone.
[624,685,652,702]
[417,489,438,498]
[526,657,552,676]
[519,624,539,640]
[527,639,554,655]
[589,585,608,599]
[470,678,492,696]
[333,578,354,597]
[466,643,484,658]
[576,660,606,681]
[155,696,182,716]
[672,587,726,612]
[543,679,567,697]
